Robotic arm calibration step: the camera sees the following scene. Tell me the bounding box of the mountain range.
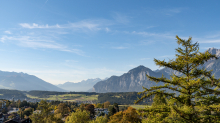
[0,71,65,92]
[93,48,220,93]
[0,47,219,93]
[56,78,107,92]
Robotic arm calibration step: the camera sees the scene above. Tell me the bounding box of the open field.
[118,105,149,109]
[26,94,98,102]
[129,105,149,109]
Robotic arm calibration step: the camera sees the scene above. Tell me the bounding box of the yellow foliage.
[108,107,141,123]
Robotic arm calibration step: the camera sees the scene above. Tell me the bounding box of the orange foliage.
[108,107,142,123]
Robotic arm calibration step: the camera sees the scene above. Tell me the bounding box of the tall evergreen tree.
[135,36,220,122]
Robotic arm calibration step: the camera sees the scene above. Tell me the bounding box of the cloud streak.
[20,23,60,29]
[112,46,128,49]
[199,39,220,43]
[4,31,12,34]
[0,35,84,56]
[132,31,174,39]
[145,8,186,17]
[19,19,111,32]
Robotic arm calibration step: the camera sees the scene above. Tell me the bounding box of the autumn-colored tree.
[95,103,104,108]
[54,103,70,116]
[108,107,141,123]
[135,36,220,122]
[85,104,95,117]
[79,103,86,111]
[23,107,33,117]
[65,110,91,123]
[30,100,63,123]
[104,101,110,108]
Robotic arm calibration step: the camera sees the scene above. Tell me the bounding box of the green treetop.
[136,36,220,122]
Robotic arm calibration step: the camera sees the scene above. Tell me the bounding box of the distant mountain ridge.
[0,71,66,92]
[93,47,220,93]
[93,65,171,93]
[57,78,107,92]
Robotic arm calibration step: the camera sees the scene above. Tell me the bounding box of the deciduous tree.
[54,103,70,116]
[65,110,91,123]
[85,104,95,117]
[108,107,141,123]
[104,101,110,108]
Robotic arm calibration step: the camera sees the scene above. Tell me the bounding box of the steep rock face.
[93,65,170,93]
[0,71,65,92]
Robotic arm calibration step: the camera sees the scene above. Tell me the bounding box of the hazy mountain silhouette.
[0,71,66,92]
[57,78,107,92]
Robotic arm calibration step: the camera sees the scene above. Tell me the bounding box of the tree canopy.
[136,36,220,122]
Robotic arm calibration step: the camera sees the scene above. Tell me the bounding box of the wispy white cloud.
[199,39,220,43]
[20,23,62,29]
[20,20,110,32]
[0,36,7,43]
[112,46,128,49]
[0,35,84,56]
[204,32,220,39]
[163,8,182,16]
[4,31,12,34]
[132,31,174,39]
[145,8,186,16]
[105,27,110,32]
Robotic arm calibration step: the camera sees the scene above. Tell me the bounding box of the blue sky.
[1,1,220,84]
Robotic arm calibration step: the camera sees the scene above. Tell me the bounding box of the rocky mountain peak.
[93,65,170,92]
[207,47,220,57]
[128,65,152,73]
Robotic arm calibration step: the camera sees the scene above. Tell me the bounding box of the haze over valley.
[0,48,219,93]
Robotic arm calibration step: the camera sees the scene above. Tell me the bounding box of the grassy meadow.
[26,93,98,102]
[118,105,148,110]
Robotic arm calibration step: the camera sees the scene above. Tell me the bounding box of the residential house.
[94,108,109,117]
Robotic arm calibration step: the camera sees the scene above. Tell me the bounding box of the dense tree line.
[0,89,27,99]
[26,91,97,98]
[98,92,152,105]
